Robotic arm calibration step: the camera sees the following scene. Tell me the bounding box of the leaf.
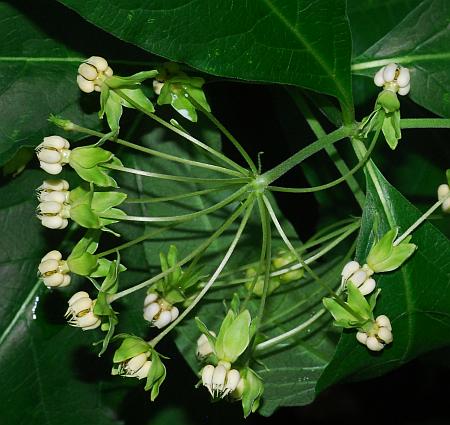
[317,165,450,392]
[352,0,450,117]
[0,1,102,165]
[58,0,353,108]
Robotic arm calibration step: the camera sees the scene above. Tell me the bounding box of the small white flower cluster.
[119,353,152,380]
[357,315,393,351]
[201,362,242,398]
[374,63,410,95]
[38,250,70,288]
[143,293,179,328]
[77,56,113,93]
[36,179,71,229]
[341,260,376,295]
[65,291,101,331]
[438,184,450,213]
[196,332,216,360]
[36,136,71,175]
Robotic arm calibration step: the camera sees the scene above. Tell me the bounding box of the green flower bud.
[245,267,280,297]
[366,228,417,273]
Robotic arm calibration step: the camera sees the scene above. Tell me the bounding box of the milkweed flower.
[341,260,376,296]
[38,250,70,288]
[65,291,101,330]
[356,315,393,351]
[438,184,450,213]
[36,179,71,229]
[36,136,71,175]
[143,292,179,328]
[201,362,241,398]
[374,63,410,95]
[77,56,113,93]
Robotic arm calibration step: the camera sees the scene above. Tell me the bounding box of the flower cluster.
[65,291,101,331]
[201,362,242,398]
[38,250,71,288]
[356,315,393,352]
[143,293,179,329]
[77,56,113,93]
[374,63,410,96]
[36,136,71,175]
[37,179,71,229]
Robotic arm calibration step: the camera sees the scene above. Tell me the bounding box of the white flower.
[341,261,376,295]
[356,315,393,351]
[36,136,71,175]
[373,63,410,95]
[143,292,179,329]
[77,56,113,93]
[65,291,101,330]
[437,184,450,213]
[36,179,71,229]
[196,331,216,360]
[38,250,70,288]
[201,362,241,398]
[119,353,152,380]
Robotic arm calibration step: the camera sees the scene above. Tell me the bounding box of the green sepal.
[98,313,118,356]
[446,169,450,186]
[105,70,158,88]
[195,317,217,353]
[164,289,185,305]
[99,252,121,294]
[93,291,119,356]
[367,228,417,272]
[119,87,155,113]
[145,350,167,401]
[346,282,372,321]
[241,368,264,418]
[104,90,123,133]
[368,288,381,311]
[99,84,110,118]
[91,258,126,278]
[112,336,150,363]
[359,107,384,139]
[158,82,198,121]
[91,191,127,212]
[67,230,100,275]
[70,146,113,168]
[382,109,401,150]
[215,310,251,363]
[323,292,368,329]
[376,89,400,113]
[70,203,100,228]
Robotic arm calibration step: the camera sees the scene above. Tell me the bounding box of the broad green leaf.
[58,0,353,109]
[352,0,450,117]
[0,1,101,165]
[317,165,450,392]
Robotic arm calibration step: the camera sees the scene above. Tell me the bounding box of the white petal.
[442,198,450,213]
[398,84,410,96]
[396,67,410,87]
[78,63,98,80]
[212,365,227,393]
[143,292,159,306]
[202,365,215,393]
[60,275,71,287]
[77,75,95,93]
[170,306,179,321]
[359,278,376,296]
[376,315,392,330]
[153,311,172,328]
[378,327,393,344]
[78,312,101,330]
[38,259,59,274]
[224,369,241,395]
[366,336,384,351]
[40,179,69,192]
[43,273,65,287]
[68,291,90,306]
[39,190,67,204]
[356,331,368,345]
[349,270,367,287]
[374,68,385,87]
[126,353,148,374]
[135,360,151,380]
[41,216,65,229]
[41,250,62,262]
[143,302,160,322]
[39,201,62,215]
[104,67,113,77]
[42,136,68,150]
[438,184,450,200]
[86,56,109,72]
[37,149,62,164]
[40,162,62,175]
[70,297,93,315]
[341,261,360,280]
[383,63,398,83]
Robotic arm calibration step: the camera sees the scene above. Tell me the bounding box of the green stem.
[109,196,253,302]
[102,163,250,186]
[260,126,353,185]
[394,197,447,246]
[186,93,258,174]
[101,184,248,223]
[251,195,272,337]
[290,91,364,206]
[255,309,326,353]
[55,121,243,177]
[149,196,255,347]
[125,187,227,204]
[268,126,379,193]
[115,89,249,175]
[400,118,450,129]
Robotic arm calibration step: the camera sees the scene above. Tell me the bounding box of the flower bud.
[36,136,71,175]
[77,56,113,93]
[356,315,393,351]
[373,63,410,96]
[196,331,216,360]
[39,250,71,288]
[36,179,71,230]
[65,292,101,330]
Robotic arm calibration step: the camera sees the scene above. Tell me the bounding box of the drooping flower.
[36,136,71,175]
[77,56,113,93]
[38,250,71,288]
[65,291,101,330]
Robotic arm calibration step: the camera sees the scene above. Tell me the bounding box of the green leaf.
[317,166,450,392]
[145,351,167,401]
[58,0,353,108]
[353,0,450,117]
[0,1,102,165]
